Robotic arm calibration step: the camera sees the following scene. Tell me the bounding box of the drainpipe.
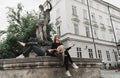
[86,0,98,58]
[107,4,120,56]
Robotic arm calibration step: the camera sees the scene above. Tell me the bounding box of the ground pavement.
[101,70,120,78]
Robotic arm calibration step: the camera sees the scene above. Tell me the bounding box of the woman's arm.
[48,43,56,53]
[66,44,75,51]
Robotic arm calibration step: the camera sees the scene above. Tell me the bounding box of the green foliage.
[46,23,56,41]
[0,3,55,59]
[0,30,7,36]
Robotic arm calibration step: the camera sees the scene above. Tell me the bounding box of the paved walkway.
[101,70,120,78]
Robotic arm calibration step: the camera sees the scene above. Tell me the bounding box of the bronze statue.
[36,1,52,41]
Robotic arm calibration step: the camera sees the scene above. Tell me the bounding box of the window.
[85,26,90,37]
[91,12,96,22]
[72,6,77,16]
[102,31,105,40]
[74,23,79,35]
[88,49,93,58]
[98,50,102,59]
[93,28,98,39]
[117,30,120,42]
[77,47,82,58]
[83,9,88,19]
[57,26,61,36]
[106,51,111,61]
[100,24,106,40]
[114,52,118,61]
[108,26,113,32]
[99,15,103,24]
[104,7,108,13]
[100,24,106,30]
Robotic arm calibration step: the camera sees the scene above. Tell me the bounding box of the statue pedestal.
[0,57,102,78]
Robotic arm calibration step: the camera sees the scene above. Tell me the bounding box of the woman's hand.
[48,49,53,53]
[71,44,75,47]
[17,41,25,47]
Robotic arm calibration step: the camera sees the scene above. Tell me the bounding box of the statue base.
[0,57,102,78]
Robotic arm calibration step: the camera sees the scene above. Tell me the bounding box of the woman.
[48,35,79,77]
[17,37,45,58]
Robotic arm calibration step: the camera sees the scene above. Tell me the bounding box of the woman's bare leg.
[57,45,65,65]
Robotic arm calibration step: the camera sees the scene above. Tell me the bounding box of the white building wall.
[50,0,120,66]
[88,3,112,41]
[50,0,69,36]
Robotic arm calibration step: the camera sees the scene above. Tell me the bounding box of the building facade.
[50,0,120,68]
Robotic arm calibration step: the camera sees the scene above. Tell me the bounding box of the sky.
[0,0,120,31]
[0,0,46,30]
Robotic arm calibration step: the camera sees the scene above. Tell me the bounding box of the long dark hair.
[53,35,60,43]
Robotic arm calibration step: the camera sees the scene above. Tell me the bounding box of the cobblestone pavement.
[101,70,120,78]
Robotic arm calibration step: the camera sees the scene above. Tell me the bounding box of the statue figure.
[16,1,53,58]
[36,1,52,41]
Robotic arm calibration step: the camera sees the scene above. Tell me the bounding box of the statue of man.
[36,1,52,41]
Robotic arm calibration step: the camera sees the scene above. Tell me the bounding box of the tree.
[0,3,55,59]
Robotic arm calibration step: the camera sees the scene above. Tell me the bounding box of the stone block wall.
[0,56,101,78]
